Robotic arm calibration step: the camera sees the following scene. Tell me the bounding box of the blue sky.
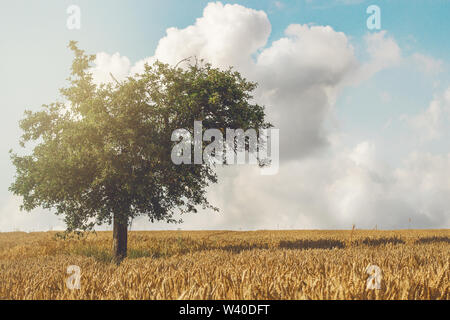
[1,0,449,231]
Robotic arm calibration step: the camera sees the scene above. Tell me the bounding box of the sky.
[1,0,450,231]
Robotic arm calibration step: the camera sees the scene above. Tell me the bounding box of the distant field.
[0,229,448,299]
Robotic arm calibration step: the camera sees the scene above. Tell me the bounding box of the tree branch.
[174,56,192,69]
[109,72,121,85]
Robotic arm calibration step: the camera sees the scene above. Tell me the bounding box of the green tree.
[9,42,271,263]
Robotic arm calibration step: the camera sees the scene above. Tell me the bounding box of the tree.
[9,42,271,264]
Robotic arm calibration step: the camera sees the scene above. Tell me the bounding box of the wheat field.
[0,229,448,300]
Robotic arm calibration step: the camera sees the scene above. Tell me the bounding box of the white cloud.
[366,31,402,67]
[91,52,131,85]
[133,2,271,75]
[356,31,402,82]
[254,23,359,159]
[401,87,450,143]
[137,140,449,230]
[412,53,444,75]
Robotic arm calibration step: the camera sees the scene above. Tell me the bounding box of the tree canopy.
[9,41,271,235]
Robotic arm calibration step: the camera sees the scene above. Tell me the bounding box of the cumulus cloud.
[356,31,402,82]
[412,53,444,75]
[133,140,449,230]
[401,87,450,143]
[254,24,358,159]
[132,2,271,74]
[91,52,131,85]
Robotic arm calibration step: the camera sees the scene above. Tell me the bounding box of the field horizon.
[4,227,449,233]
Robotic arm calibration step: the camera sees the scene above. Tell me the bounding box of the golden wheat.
[0,229,448,299]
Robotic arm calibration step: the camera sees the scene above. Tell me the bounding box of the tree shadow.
[415,236,450,244]
[358,237,405,246]
[279,239,345,250]
[219,243,270,253]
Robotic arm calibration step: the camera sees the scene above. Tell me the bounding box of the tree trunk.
[113,214,128,264]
